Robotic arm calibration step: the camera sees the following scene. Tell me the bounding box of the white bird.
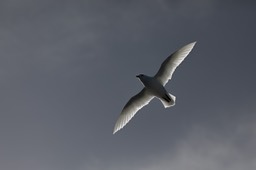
[113,42,196,134]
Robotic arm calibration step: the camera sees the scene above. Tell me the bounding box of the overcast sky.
[0,0,256,170]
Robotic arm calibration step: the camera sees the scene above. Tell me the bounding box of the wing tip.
[179,41,196,54]
[188,41,197,48]
[113,127,119,134]
[113,120,124,134]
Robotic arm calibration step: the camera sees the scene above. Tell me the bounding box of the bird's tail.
[160,93,176,108]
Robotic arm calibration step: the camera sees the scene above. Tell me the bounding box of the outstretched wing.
[113,88,154,134]
[154,42,196,86]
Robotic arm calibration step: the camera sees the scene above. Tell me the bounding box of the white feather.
[154,42,196,86]
[113,88,153,134]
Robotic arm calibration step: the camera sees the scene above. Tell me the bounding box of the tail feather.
[160,93,176,108]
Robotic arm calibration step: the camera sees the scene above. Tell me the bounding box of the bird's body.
[113,42,196,134]
[137,74,175,105]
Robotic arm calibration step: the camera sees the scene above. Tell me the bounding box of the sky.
[0,0,256,170]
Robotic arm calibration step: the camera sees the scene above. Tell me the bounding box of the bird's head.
[136,74,148,86]
[136,74,144,79]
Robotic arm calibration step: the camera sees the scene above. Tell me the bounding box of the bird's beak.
[136,75,139,78]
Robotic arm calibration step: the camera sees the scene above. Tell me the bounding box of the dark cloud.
[0,0,255,170]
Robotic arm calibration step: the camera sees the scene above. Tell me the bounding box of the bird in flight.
[113,42,196,134]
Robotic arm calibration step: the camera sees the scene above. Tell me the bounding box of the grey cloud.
[0,0,256,170]
[143,121,256,170]
[79,107,256,170]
